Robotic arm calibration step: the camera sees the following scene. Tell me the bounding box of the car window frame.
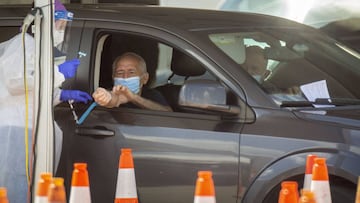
[82,20,255,123]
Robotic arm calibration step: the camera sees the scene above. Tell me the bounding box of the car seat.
[156,49,206,111]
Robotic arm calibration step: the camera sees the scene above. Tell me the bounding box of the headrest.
[170,49,206,77]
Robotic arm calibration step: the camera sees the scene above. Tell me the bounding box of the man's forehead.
[116,58,138,68]
[115,66,138,73]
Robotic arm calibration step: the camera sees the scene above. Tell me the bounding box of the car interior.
[155,49,207,111]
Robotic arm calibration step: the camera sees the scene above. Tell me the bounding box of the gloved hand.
[58,59,80,79]
[60,90,93,103]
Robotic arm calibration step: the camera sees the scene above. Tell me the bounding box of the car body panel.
[0,5,359,203]
[55,106,241,202]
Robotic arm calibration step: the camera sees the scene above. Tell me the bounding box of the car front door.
[55,20,242,203]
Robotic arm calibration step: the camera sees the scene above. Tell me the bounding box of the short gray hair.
[112,52,147,76]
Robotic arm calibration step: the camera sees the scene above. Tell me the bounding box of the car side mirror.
[178,79,240,115]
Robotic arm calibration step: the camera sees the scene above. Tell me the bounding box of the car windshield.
[208,28,360,107]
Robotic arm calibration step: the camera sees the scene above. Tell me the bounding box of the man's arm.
[93,87,120,108]
[93,86,172,111]
[113,85,172,112]
[130,94,172,111]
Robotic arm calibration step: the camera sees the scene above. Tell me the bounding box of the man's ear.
[141,73,149,85]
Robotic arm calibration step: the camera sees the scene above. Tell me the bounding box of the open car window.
[93,30,245,116]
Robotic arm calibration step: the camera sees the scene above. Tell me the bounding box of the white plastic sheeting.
[0,33,63,203]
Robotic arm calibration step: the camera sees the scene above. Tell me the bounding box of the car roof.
[72,4,309,30]
[0,4,314,33]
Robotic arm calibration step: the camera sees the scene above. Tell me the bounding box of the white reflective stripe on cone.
[69,187,91,203]
[303,174,312,190]
[311,181,332,203]
[115,169,137,198]
[194,196,216,203]
[34,197,48,203]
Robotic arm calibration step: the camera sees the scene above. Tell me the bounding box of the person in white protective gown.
[0,1,92,203]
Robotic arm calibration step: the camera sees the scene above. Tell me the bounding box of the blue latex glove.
[60,90,92,103]
[58,59,80,79]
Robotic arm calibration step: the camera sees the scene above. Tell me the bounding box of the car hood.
[293,107,360,129]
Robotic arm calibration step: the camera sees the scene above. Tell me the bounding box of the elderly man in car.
[93,52,172,111]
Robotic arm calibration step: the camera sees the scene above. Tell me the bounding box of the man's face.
[242,49,268,76]
[113,57,142,79]
[113,57,149,86]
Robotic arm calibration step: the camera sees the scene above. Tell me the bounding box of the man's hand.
[92,87,112,106]
[112,85,135,105]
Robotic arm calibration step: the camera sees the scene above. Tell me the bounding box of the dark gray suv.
[1,4,359,203]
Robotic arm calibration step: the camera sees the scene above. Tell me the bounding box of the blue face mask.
[114,76,140,94]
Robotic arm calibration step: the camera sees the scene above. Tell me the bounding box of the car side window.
[209,32,306,105]
[94,31,241,115]
[209,30,360,106]
[242,36,305,103]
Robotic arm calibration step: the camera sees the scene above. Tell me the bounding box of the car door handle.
[75,126,115,138]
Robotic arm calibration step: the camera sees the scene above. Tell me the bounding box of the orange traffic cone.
[69,163,91,203]
[299,189,316,203]
[35,172,52,203]
[114,148,138,203]
[278,181,299,203]
[0,187,9,203]
[310,158,332,203]
[194,171,216,203]
[355,176,360,203]
[304,154,318,190]
[48,177,67,203]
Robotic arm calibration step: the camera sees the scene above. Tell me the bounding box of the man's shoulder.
[142,87,163,98]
